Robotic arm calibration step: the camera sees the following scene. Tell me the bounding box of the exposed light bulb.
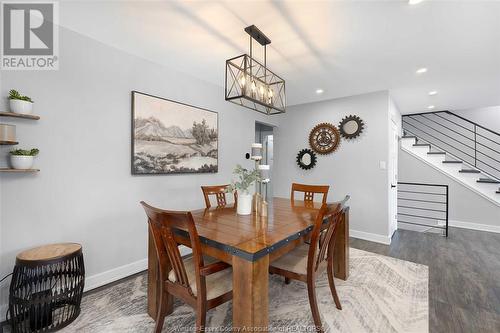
[239,74,246,87]
[250,80,257,98]
[267,87,274,105]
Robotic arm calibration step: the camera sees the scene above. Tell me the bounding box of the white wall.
[454,106,500,134]
[0,27,281,316]
[399,149,500,231]
[273,91,393,244]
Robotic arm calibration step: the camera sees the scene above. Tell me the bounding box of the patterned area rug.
[61,248,428,333]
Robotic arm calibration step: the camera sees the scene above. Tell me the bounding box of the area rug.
[61,248,428,333]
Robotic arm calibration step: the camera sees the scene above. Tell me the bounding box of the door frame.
[388,119,399,238]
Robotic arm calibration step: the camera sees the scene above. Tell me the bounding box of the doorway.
[255,122,274,201]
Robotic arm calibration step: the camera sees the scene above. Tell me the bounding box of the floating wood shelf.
[0,168,39,173]
[0,112,40,120]
[0,140,18,145]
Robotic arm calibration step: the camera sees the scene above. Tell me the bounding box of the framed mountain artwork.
[131,91,218,175]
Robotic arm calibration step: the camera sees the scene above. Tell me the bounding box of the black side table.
[9,243,85,332]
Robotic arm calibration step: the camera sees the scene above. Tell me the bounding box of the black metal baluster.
[474,124,477,167]
[445,185,449,237]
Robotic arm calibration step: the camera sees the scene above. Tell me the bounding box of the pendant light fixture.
[225,25,286,115]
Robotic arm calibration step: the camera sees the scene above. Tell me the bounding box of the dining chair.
[269,195,350,332]
[291,183,329,204]
[140,201,233,333]
[201,184,237,209]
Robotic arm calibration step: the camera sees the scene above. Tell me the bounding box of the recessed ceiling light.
[316,89,324,94]
[428,105,435,110]
[409,0,424,4]
[428,91,438,96]
[416,68,428,74]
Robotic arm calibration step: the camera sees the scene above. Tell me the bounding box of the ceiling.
[59,0,500,114]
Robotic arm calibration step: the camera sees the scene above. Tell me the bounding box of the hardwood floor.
[350,227,500,333]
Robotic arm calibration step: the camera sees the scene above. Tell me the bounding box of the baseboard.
[84,258,148,292]
[84,246,192,292]
[449,220,500,234]
[350,229,392,245]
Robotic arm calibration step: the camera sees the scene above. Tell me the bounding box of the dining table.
[147,197,350,330]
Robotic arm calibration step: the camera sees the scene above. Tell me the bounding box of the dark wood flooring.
[350,227,500,333]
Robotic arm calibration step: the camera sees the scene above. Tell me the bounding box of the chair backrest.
[201,185,237,209]
[291,183,329,204]
[307,195,350,274]
[140,201,204,295]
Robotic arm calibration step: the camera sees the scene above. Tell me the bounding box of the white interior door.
[389,121,399,237]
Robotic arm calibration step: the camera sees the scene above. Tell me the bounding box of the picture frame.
[131,91,218,175]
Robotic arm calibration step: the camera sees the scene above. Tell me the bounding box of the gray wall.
[0,28,281,316]
[399,149,500,228]
[273,91,393,240]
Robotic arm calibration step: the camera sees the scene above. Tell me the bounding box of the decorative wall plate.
[309,123,341,154]
[339,115,364,140]
[296,148,317,170]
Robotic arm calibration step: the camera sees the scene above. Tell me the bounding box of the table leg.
[232,255,269,331]
[147,226,173,319]
[334,207,350,280]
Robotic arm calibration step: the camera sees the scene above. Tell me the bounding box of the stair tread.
[427,151,446,154]
[443,160,463,163]
[459,169,481,173]
[477,178,500,183]
[413,143,430,146]
[402,136,417,139]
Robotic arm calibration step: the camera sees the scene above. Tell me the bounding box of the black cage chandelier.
[225,25,286,115]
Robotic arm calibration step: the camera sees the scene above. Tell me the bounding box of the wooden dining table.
[147,197,350,330]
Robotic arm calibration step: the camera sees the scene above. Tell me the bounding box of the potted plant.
[227,164,261,215]
[9,89,34,114]
[10,148,39,169]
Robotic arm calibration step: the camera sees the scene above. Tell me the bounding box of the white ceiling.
[59,0,500,114]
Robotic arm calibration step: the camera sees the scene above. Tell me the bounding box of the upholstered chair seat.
[168,256,233,300]
[271,244,311,275]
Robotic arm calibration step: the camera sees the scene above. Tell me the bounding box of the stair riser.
[401,130,500,204]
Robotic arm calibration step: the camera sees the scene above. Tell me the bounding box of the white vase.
[237,191,253,215]
[10,155,34,169]
[10,100,33,114]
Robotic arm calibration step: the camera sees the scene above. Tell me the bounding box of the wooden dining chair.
[269,195,350,332]
[201,185,237,209]
[291,183,329,204]
[140,201,233,333]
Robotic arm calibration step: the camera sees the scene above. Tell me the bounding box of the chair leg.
[327,262,342,310]
[196,302,207,332]
[155,291,168,333]
[285,277,291,284]
[306,278,323,332]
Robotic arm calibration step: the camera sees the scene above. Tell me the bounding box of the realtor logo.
[1,1,59,70]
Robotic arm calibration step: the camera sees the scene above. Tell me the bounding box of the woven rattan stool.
[9,243,85,332]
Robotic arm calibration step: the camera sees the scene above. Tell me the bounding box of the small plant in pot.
[10,148,39,170]
[227,164,261,215]
[9,89,34,114]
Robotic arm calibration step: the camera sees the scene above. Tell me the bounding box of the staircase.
[401,111,500,205]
